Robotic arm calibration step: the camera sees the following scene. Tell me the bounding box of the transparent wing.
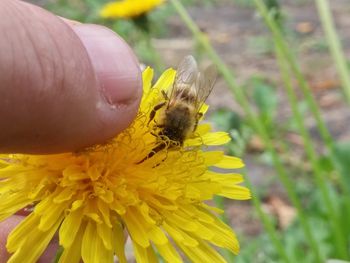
[195,63,217,110]
[174,55,199,86]
[167,56,199,103]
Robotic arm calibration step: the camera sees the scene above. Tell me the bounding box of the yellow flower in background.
[0,66,250,263]
[100,0,164,19]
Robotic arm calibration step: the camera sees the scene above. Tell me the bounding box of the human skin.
[0,0,142,261]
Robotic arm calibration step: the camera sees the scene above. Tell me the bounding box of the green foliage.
[247,36,275,56]
[333,142,350,187]
[250,76,278,131]
[46,0,106,22]
[232,0,255,7]
[236,183,350,263]
[52,246,64,263]
[210,108,253,157]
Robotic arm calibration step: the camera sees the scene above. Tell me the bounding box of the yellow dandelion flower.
[100,0,164,19]
[0,64,250,263]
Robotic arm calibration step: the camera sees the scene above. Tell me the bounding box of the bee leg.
[193,112,203,132]
[161,90,169,100]
[148,101,166,124]
[136,141,167,164]
[150,131,159,138]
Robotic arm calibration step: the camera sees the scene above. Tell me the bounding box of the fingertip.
[0,0,143,153]
[72,24,142,107]
[71,24,143,147]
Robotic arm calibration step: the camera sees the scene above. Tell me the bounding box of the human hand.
[0,0,142,154]
[0,0,142,261]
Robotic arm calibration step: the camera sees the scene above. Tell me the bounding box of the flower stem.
[243,171,291,263]
[252,0,334,151]
[169,0,321,261]
[140,25,164,73]
[315,0,350,104]
[275,45,349,259]
[253,0,350,257]
[53,246,63,263]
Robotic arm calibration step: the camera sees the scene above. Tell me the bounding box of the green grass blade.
[169,0,322,261]
[315,0,350,104]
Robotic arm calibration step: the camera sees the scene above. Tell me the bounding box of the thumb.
[0,0,142,154]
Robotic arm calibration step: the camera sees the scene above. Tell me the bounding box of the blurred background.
[26,0,350,262]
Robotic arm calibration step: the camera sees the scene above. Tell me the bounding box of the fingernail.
[72,24,141,106]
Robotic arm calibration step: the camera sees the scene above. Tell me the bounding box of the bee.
[143,55,217,161]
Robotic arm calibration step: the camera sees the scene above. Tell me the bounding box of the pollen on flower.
[0,66,250,263]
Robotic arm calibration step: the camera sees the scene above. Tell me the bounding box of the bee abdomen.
[162,105,194,143]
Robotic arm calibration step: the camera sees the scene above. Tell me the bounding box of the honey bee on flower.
[0,57,250,263]
[140,56,217,161]
[151,55,217,145]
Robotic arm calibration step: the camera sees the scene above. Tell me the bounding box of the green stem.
[315,0,350,104]
[215,174,290,262]
[253,0,350,254]
[52,246,63,263]
[169,0,322,261]
[243,171,291,263]
[275,46,348,259]
[142,30,164,73]
[254,0,350,258]
[253,0,334,150]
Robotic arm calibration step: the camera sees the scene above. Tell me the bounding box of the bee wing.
[167,56,199,103]
[175,55,199,85]
[195,63,217,110]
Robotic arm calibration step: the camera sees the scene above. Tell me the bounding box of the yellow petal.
[63,165,89,181]
[214,155,245,169]
[148,226,168,245]
[7,213,38,252]
[155,242,183,263]
[133,242,158,263]
[163,222,198,247]
[219,185,251,200]
[205,171,244,184]
[140,202,156,225]
[59,208,84,248]
[153,68,176,94]
[71,199,85,211]
[202,132,231,145]
[186,181,221,200]
[185,132,230,147]
[204,218,240,254]
[113,222,128,263]
[178,239,227,263]
[166,212,198,232]
[82,222,113,263]
[53,187,75,203]
[59,223,85,263]
[142,67,154,94]
[202,151,224,166]
[38,201,67,231]
[8,214,62,263]
[199,103,209,116]
[110,200,126,215]
[98,199,112,227]
[123,207,150,248]
[0,193,31,218]
[195,123,211,135]
[97,222,113,250]
[181,204,215,223]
